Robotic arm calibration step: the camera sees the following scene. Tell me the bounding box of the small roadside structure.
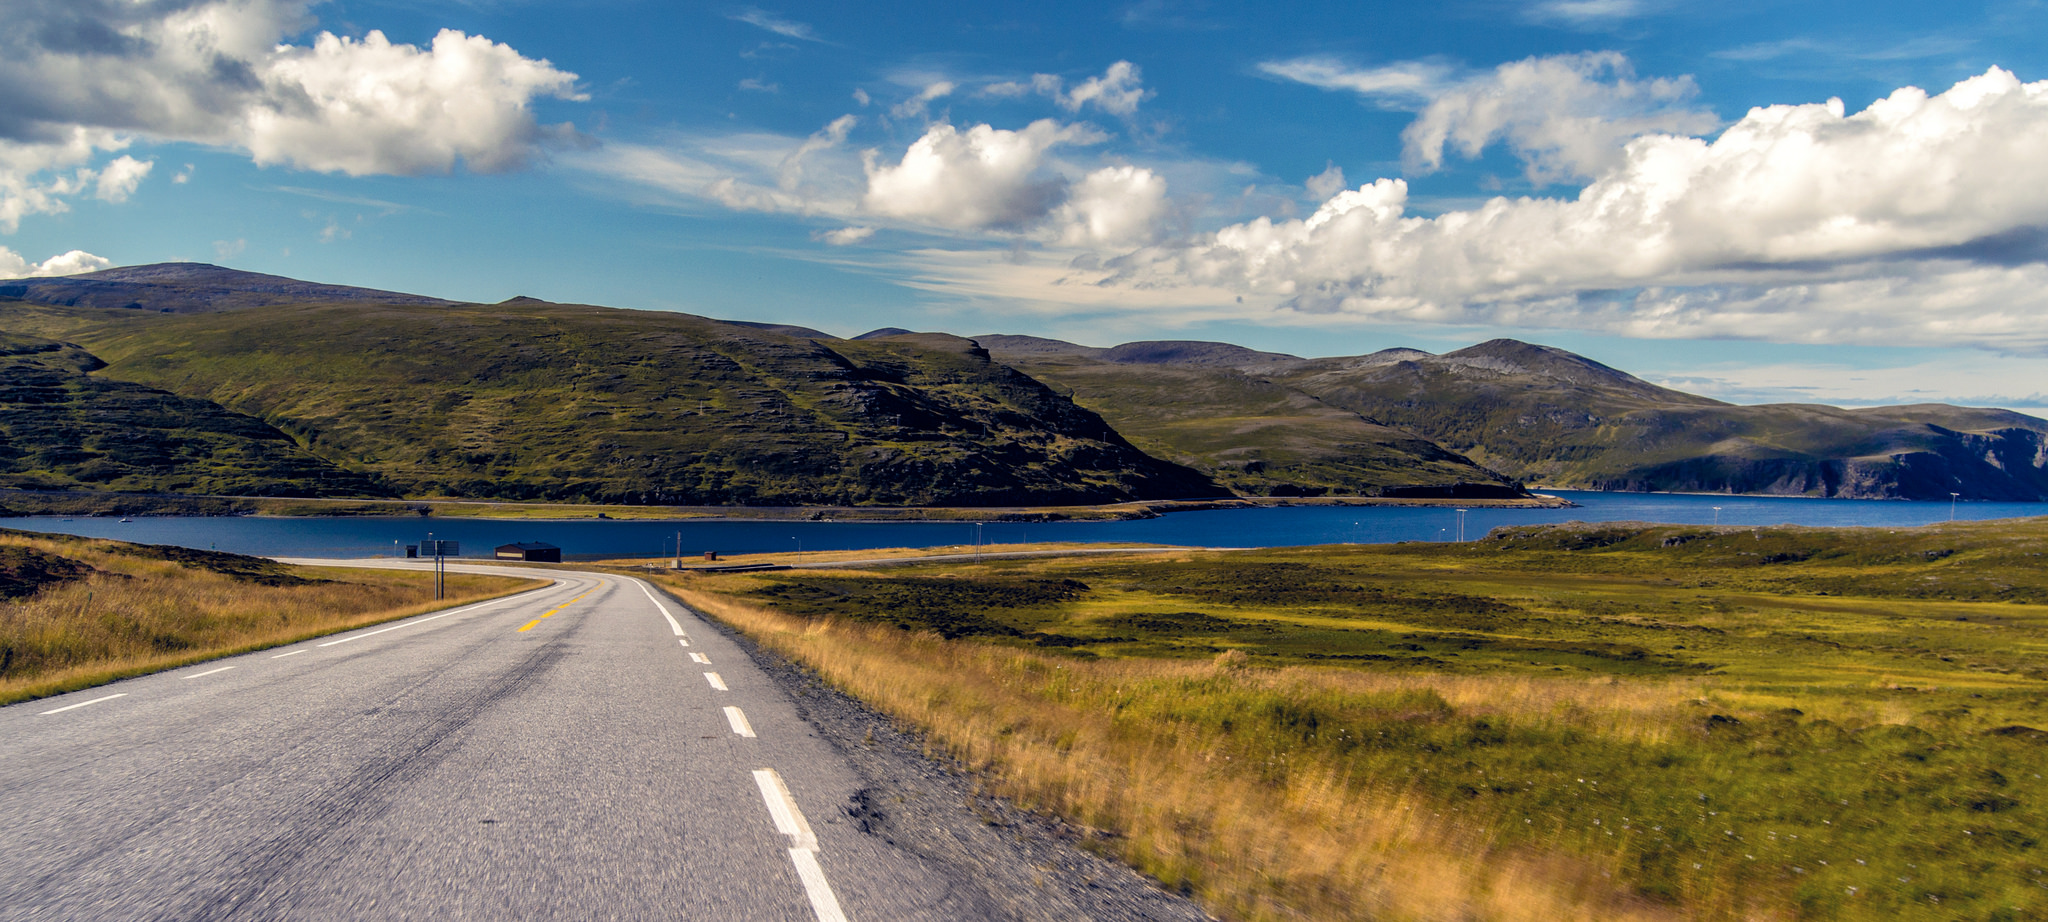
[495,541,561,563]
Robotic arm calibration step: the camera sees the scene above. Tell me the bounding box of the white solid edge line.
[316,584,556,647]
[724,706,757,738]
[691,652,711,664]
[272,649,307,658]
[788,847,851,922]
[705,672,728,691]
[40,693,126,715]
[633,579,686,636]
[183,666,234,680]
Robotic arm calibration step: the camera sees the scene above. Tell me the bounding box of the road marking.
[724,706,757,738]
[690,652,711,665]
[40,693,125,715]
[678,638,691,647]
[705,673,728,691]
[753,768,848,922]
[517,619,543,632]
[633,580,686,636]
[183,666,234,680]
[272,650,307,659]
[318,591,543,647]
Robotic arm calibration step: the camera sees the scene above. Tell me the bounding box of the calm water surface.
[1,490,2040,560]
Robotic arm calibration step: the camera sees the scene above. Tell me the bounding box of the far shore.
[0,489,1576,523]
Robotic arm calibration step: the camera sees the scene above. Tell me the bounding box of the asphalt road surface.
[1,563,1204,921]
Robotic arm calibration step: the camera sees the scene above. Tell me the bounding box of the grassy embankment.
[659,518,2048,922]
[0,528,540,704]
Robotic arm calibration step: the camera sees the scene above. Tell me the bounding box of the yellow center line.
[518,591,592,632]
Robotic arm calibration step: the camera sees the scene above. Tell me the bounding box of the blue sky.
[4,0,2048,409]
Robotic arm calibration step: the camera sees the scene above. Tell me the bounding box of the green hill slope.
[1277,340,2048,500]
[49,300,1217,506]
[0,332,392,497]
[978,336,1522,497]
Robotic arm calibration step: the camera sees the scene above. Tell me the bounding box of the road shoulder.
[682,589,1216,922]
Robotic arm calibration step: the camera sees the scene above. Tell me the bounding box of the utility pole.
[674,530,682,570]
[1712,506,1722,526]
[1455,508,1469,543]
[1950,492,1960,521]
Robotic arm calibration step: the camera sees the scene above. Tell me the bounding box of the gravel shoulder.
[690,595,1217,922]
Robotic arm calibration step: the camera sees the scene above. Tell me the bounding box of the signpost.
[420,537,459,599]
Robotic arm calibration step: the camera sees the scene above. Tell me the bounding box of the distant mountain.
[0,263,453,314]
[0,331,391,497]
[980,336,1523,498]
[11,288,1217,506]
[1270,340,2048,501]
[7,261,2041,505]
[985,333,2048,501]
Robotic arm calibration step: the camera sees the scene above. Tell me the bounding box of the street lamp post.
[1455,508,1469,543]
[792,536,802,566]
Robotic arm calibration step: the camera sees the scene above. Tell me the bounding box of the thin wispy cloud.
[1526,0,1656,28]
[728,7,822,42]
[268,186,436,216]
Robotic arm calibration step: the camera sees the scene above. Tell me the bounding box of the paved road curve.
[0,563,1006,920]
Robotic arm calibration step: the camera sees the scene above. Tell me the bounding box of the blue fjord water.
[1,491,2042,560]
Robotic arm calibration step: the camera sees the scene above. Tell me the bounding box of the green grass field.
[676,517,2048,921]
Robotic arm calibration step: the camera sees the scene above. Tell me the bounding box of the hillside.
[24,293,1217,506]
[984,334,2048,501]
[978,336,1523,497]
[0,331,392,498]
[1274,340,2048,500]
[0,263,452,314]
[7,261,2042,505]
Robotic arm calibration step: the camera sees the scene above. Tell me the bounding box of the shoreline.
[0,490,1578,522]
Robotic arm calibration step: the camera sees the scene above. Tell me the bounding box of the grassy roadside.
[1,528,542,705]
[656,519,2048,922]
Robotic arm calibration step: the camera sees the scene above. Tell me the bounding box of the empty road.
[2,564,1110,920]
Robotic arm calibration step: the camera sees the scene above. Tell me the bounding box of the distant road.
[2,562,1137,920]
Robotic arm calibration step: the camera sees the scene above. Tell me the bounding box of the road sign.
[421,540,459,557]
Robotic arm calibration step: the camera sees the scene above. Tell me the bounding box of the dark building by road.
[495,541,561,563]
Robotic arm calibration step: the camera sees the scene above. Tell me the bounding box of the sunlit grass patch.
[1,529,539,703]
[663,517,2048,921]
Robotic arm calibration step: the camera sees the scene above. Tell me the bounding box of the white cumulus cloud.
[93,155,152,201]
[1403,52,1717,182]
[863,119,1106,231]
[983,62,1151,117]
[1263,52,1717,183]
[0,0,583,231]
[1055,165,1169,247]
[1105,67,2048,351]
[0,246,111,278]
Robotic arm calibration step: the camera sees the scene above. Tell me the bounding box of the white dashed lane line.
[753,768,849,922]
[724,706,757,738]
[38,693,126,716]
[271,650,307,659]
[690,652,711,665]
[183,666,234,680]
[705,673,728,692]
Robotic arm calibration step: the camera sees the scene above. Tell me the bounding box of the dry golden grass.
[668,582,1736,922]
[1,532,540,704]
